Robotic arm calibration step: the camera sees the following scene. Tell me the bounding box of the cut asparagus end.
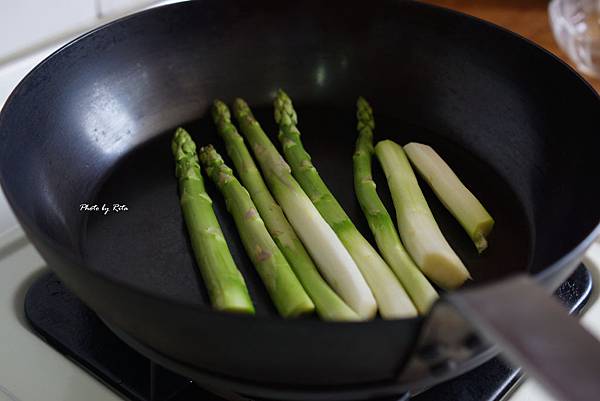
[199,144,315,318]
[375,140,471,290]
[421,250,471,289]
[404,142,495,254]
[473,232,489,254]
[213,100,360,321]
[274,90,417,319]
[354,98,438,314]
[172,128,255,314]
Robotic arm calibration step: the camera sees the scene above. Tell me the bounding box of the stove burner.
[24,266,592,401]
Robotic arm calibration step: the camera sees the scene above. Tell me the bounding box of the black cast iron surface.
[24,265,592,401]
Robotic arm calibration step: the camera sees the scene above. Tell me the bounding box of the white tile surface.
[0,227,121,401]
[0,0,96,62]
[97,0,157,18]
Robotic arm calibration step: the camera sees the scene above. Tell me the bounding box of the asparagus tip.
[356,97,374,132]
[232,97,252,118]
[356,96,369,109]
[274,89,297,127]
[276,88,289,100]
[199,144,235,184]
[172,127,189,145]
[198,144,218,164]
[174,126,187,136]
[172,127,196,160]
[211,100,231,124]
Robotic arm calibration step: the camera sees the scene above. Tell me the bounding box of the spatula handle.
[447,273,600,401]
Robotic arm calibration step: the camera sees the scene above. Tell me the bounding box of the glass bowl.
[549,0,600,78]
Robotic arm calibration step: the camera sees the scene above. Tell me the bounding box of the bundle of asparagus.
[171,128,254,314]
[232,98,377,319]
[198,145,315,318]
[273,90,417,319]
[353,98,438,314]
[173,90,494,320]
[212,100,359,321]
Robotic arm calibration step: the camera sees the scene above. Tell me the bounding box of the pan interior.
[83,102,531,316]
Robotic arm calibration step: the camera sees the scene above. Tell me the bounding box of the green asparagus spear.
[403,142,494,253]
[232,98,377,320]
[212,101,359,321]
[375,140,471,289]
[198,145,315,318]
[354,98,438,314]
[172,128,254,314]
[274,90,417,319]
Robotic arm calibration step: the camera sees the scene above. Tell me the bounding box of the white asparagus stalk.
[375,140,471,290]
[274,90,417,319]
[404,142,494,253]
[233,98,377,319]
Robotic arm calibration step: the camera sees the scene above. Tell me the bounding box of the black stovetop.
[24,266,592,401]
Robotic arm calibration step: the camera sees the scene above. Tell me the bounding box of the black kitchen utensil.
[1,1,599,400]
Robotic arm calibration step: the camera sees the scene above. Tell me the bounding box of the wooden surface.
[423,0,600,93]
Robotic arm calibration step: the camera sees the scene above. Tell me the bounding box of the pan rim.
[103,317,499,398]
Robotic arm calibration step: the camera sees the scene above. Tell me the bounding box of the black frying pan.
[1,1,599,400]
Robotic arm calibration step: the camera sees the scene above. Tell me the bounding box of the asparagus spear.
[404,142,494,253]
[232,98,377,320]
[375,140,471,290]
[354,98,438,314]
[198,145,315,318]
[212,101,359,321]
[172,128,254,314]
[274,90,417,319]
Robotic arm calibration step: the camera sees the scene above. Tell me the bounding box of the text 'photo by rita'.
[80,203,129,215]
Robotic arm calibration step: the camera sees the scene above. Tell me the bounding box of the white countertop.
[0,227,121,401]
[0,2,599,400]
